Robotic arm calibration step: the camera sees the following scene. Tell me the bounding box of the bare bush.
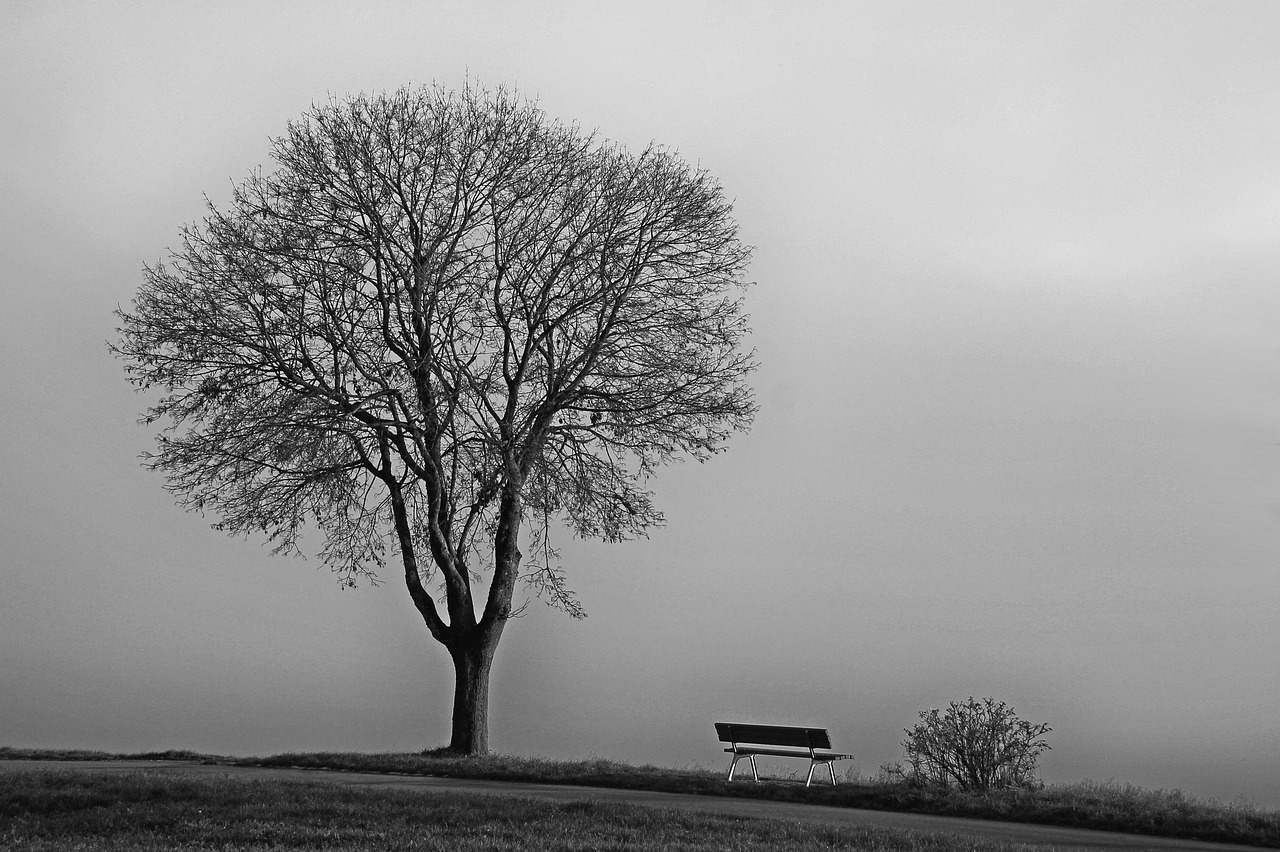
[902,697,1051,791]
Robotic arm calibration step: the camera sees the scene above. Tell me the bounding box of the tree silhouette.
[114,84,756,753]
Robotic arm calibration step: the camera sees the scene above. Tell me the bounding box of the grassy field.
[3,747,1278,848]
[3,767,1055,852]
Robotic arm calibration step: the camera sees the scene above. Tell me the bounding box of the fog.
[2,1,1278,807]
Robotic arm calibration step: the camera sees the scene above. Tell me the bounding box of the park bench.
[714,722,854,787]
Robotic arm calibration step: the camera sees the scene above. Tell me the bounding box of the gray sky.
[2,1,1278,807]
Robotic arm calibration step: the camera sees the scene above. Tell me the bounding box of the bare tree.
[114,84,756,754]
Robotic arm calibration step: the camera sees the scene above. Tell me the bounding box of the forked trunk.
[395,479,521,756]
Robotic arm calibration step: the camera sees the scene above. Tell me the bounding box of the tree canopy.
[115,83,756,752]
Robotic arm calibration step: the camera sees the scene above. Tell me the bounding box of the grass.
[1,767,1057,851]
[3,746,1278,848]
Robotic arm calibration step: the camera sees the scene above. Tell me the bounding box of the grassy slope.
[3,747,1278,848]
[1,768,1055,852]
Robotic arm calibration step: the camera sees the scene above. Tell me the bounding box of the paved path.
[0,760,1263,852]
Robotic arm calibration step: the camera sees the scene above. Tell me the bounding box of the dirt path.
[0,759,1262,852]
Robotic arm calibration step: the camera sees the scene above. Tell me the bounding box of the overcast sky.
[3,1,1278,807]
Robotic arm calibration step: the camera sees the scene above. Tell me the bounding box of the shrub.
[902,696,1051,791]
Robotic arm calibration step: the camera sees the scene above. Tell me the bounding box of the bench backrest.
[715,722,832,751]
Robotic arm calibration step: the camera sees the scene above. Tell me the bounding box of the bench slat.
[722,747,854,759]
[714,722,832,750]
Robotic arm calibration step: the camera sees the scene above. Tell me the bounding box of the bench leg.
[728,754,760,782]
[805,760,839,788]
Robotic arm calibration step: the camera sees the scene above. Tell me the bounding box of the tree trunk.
[447,634,499,754]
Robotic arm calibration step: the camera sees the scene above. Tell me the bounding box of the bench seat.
[724,745,852,760]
